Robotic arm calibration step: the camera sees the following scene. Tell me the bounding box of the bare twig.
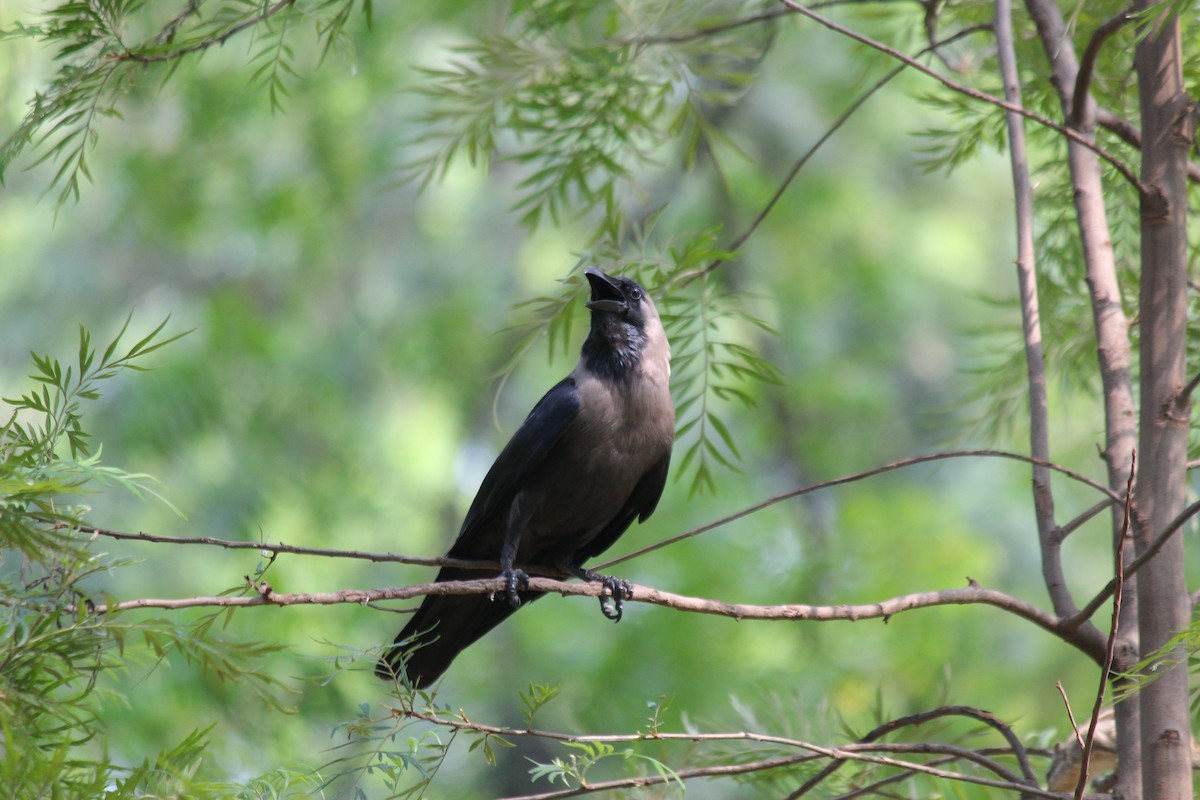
[786,705,1038,798]
[1095,108,1200,182]
[66,523,491,570]
[601,448,1119,571]
[1074,452,1134,799]
[1071,9,1137,128]
[398,705,1063,800]
[620,7,790,46]
[1065,493,1200,628]
[678,23,991,284]
[778,0,1147,193]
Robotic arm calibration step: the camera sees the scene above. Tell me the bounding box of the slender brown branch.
[1095,108,1200,183]
[114,0,296,64]
[1059,498,1118,542]
[64,575,1104,661]
[1065,493,1200,628]
[64,523,504,570]
[620,7,790,46]
[1074,452,1134,799]
[600,448,1119,571]
[786,705,1038,798]
[1071,9,1137,128]
[678,23,990,284]
[778,0,1147,193]
[996,0,1074,623]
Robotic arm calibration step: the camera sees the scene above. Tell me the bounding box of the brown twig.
[393,705,1063,800]
[600,448,1119,571]
[1071,9,1137,128]
[778,0,1148,193]
[677,23,990,284]
[52,576,1104,661]
[1072,451,1134,799]
[1063,492,1200,628]
[785,705,1038,798]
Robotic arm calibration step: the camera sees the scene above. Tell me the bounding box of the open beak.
[584,267,626,313]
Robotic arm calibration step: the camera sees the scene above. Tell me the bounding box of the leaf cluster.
[1,0,371,206]
[402,0,774,238]
[0,320,308,798]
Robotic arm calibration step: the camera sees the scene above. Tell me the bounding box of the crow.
[377,267,674,687]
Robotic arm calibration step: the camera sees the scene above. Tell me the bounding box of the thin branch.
[1095,108,1200,182]
[778,0,1148,193]
[600,448,1119,571]
[501,739,1065,800]
[1059,498,1118,542]
[676,22,991,284]
[786,705,1038,798]
[996,0,1072,621]
[1064,493,1200,628]
[66,523,491,569]
[1073,452,1134,800]
[114,0,296,64]
[1071,9,1137,128]
[63,575,1104,661]
[619,7,790,46]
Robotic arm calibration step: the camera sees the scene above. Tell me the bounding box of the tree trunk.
[1133,4,1194,798]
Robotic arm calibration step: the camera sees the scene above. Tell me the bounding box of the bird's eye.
[629,288,642,301]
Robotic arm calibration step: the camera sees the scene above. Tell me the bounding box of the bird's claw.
[596,575,633,622]
[503,567,530,608]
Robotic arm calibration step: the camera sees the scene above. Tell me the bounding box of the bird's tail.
[375,568,544,688]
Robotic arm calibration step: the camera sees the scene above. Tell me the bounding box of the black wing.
[448,377,581,558]
[572,451,671,565]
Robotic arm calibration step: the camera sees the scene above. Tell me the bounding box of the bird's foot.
[502,567,530,608]
[593,574,633,622]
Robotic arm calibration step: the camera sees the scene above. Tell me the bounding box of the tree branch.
[778,0,1148,193]
[1071,9,1137,128]
[679,22,991,284]
[392,704,1060,800]
[601,448,1119,570]
[995,0,1074,623]
[67,575,1104,661]
[1095,108,1200,183]
[786,705,1039,798]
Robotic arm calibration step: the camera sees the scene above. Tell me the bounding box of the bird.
[376,266,674,688]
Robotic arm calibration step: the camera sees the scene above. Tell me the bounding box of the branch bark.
[994,0,1068,630]
[1021,0,1143,791]
[66,576,1106,662]
[1132,3,1195,796]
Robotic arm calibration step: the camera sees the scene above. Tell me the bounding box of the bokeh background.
[1,1,1135,796]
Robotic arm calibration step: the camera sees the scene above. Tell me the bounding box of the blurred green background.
[0,0,1132,796]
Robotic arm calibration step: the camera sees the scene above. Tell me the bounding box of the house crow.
[377,267,674,687]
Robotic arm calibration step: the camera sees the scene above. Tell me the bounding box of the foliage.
[0,321,312,798]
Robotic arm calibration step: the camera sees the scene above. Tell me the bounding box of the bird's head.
[581,267,667,381]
